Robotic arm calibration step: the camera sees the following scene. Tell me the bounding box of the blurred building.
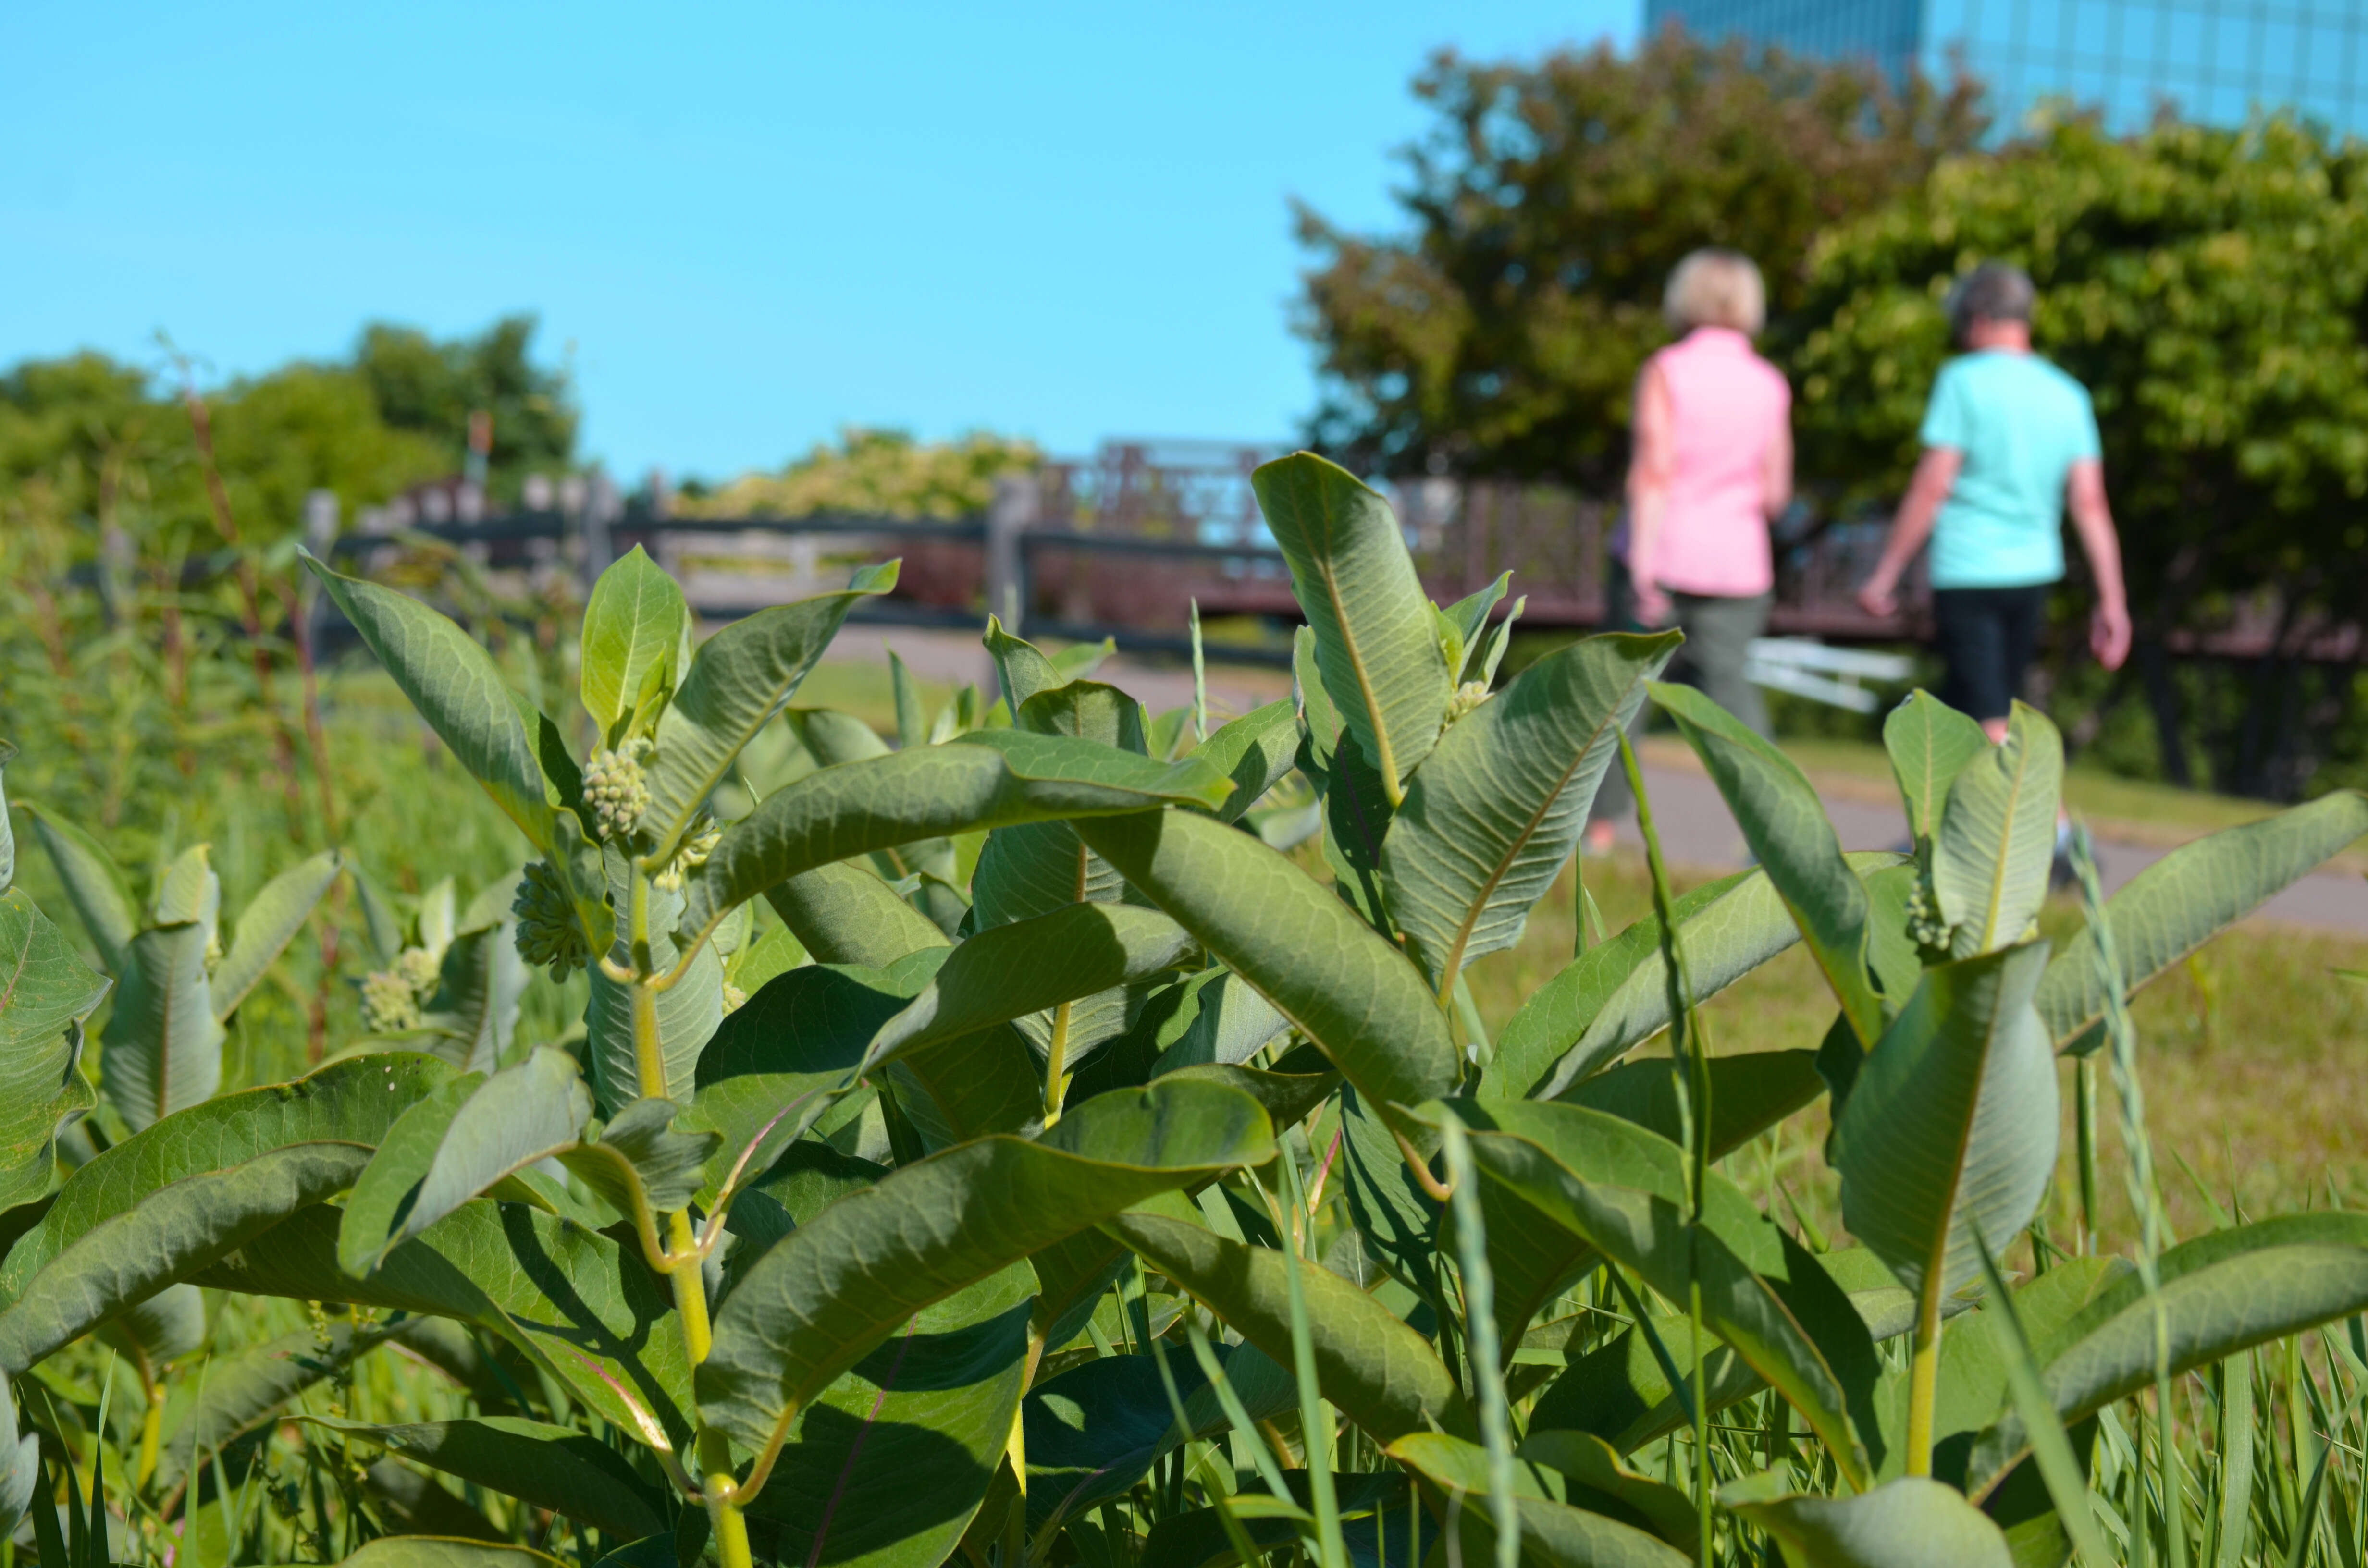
[1644,0,2368,135]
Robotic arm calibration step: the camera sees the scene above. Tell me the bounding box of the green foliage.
[680,428,1037,521]
[0,457,2357,1568]
[1795,115,2368,796]
[1294,31,1983,481]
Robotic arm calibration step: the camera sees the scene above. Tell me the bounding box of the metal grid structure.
[1644,0,2368,134]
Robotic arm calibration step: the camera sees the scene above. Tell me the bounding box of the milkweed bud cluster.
[513,858,590,980]
[360,956,431,1034]
[583,738,653,842]
[653,811,723,892]
[1445,680,1494,724]
[1904,872,1951,952]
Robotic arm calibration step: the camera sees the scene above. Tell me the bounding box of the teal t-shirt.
[1918,351,2102,589]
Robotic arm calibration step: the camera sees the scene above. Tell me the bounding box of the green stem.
[1617,733,1712,1562]
[630,869,752,1568]
[1906,1286,1943,1477]
[2075,1055,2098,1255]
[1041,1001,1075,1127]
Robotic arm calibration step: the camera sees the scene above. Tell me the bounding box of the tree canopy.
[1794,115,2368,794]
[0,316,577,559]
[1294,30,1985,488]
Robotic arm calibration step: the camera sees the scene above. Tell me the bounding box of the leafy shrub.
[0,453,2360,1568]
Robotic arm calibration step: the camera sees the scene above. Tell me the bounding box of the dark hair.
[1946,262,2036,344]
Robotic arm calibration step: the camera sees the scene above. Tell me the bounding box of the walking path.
[824,627,2368,937]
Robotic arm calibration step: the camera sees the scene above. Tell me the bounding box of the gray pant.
[1591,578,1773,825]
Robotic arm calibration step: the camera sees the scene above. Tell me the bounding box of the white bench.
[1745,638,1916,713]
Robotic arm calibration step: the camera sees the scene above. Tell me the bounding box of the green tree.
[354,313,578,490]
[1294,30,1985,485]
[682,427,1039,520]
[1794,115,2368,796]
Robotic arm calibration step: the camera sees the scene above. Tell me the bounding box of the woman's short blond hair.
[1663,248,1766,334]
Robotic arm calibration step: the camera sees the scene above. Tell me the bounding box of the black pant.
[1934,584,2050,722]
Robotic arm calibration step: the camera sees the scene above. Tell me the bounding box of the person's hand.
[1857,574,1899,619]
[1633,582,1674,627]
[2091,598,2132,671]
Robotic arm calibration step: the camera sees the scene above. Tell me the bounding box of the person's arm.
[1763,411,1793,519]
[1626,361,1675,625]
[2067,457,2131,670]
[1857,446,1961,618]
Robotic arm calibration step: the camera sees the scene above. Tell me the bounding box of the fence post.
[582,468,617,596]
[987,472,1037,636]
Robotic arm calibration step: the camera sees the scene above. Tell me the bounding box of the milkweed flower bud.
[653,811,723,892]
[1445,680,1493,724]
[513,858,590,980]
[360,969,421,1034]
[582,738,653,842]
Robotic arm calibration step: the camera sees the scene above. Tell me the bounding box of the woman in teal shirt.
[1858,263,2132,740]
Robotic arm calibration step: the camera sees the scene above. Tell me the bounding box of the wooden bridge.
[340,441,1923,659]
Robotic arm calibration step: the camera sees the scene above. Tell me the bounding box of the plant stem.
[1041,1001,1074,1127]
[1906,1290,1943,1477]
[629,872,753,1568]
[2076,1056,2099,1255]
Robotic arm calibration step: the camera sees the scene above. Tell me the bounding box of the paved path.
[824,627,2368,936]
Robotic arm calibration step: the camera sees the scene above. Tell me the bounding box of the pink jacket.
[1643,328,1789,599]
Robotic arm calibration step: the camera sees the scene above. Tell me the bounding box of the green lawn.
[1464,848,2368,1254]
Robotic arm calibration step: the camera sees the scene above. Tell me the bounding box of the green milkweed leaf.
[153,843,219,931]
[1449,1100,1875,1486]
[339,1048,594,1276]
[21,805,137,972]
[2035,790,2368,1050]
[765,862,950,967]
[1884,692,1989,849]
[684,965,903,1204]
[1723,1475,2014,1568]
[864,903,1193,1066]
[101,922,223,1132]
[297,1415,667,1542]
[1387,1432,1689,1568]
[1438,573,1514,681]
[0,1062,460,1377]
[985,614,1067,710]
[420,920,529,1077]
[302,549,558,854]
[580,546,689,737]
[341,1535,569,1568]
[194,1198,694,1442]
[1966,1214,2368,1499]
[1652,682,1884,1046]
[1934,704,2062,958]
[212,850,341,1022]
[698,1077,1275,1458]
[0,887,109,1208]
[1253,453,1451,803]
[642,564,900,861]
[1499,860,1870,1102]
[678,733,1230,958]
[560,1097,717,1222]
[740,1262,1036,1568]
[1381,631,1678,992]
[1829,943,2058,1312]
[1022,1338,1296,1531]
[1102,1202,1470,1444]
[1077,808,1459,1117]
[1184,699,1299,823]
[1559,1050,1824,1164]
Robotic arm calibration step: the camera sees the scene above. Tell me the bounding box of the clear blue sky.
[1,2,1634,481]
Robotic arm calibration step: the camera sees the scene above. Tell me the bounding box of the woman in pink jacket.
[1588,248,1793,854]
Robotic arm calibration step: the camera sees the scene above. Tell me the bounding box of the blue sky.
[0,2,1634,482]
